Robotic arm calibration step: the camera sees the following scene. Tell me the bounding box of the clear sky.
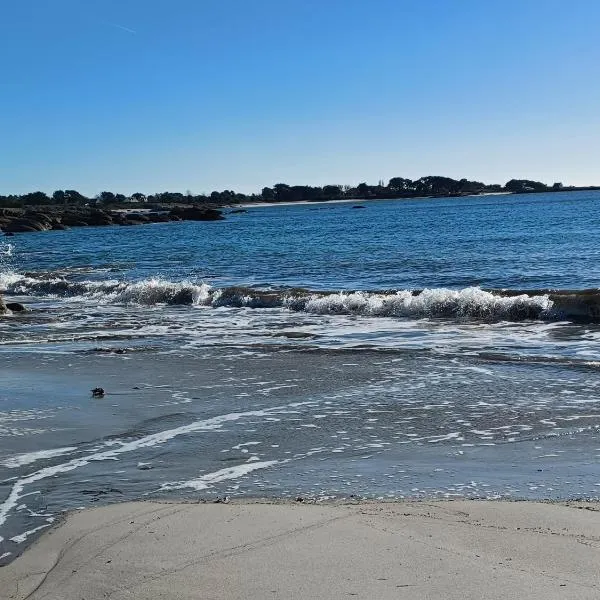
[1,0,599,196]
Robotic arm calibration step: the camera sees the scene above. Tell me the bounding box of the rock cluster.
[0,294,26,314]
[0,206,224,234]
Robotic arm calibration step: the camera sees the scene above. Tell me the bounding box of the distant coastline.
[2,175,599,210]
[1,177,599,235]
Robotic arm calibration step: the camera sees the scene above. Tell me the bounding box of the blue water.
[1,191,600,564]
[7,191,600,290]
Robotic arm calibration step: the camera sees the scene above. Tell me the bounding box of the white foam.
[427,432,463,443]
[297,287,552,320]
[0,242,14,257]
[160,460,280,491]
[109,279,211,306]
[231,441,262,451]
[0,271,23,288]
[1,446,77,469]
[0,402,311,532]
[0,273,212,306]
[9,522,53,544]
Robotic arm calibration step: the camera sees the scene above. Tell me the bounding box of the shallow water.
[1,191,600,563]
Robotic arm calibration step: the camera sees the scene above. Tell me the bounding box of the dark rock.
[146,213,171,223]
[3,218,47,232]
[81,487,122,496]
[6,302,26,312]
[352,205,366,209]
[0,295,6,314]
[60,213,90,227]
[0,204,224,235]
[169,206,224,221]
[127,213,150,223]
[91,347,127,354]
[24,211,53,226]
[85,210,114,226]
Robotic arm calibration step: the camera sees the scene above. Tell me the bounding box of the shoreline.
[1,498,599,599]
[3,188,600,235]
[235,191,514,209]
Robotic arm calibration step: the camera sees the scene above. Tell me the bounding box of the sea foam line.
[0,402,313,541]
[1,447,78,469]
[160,460,281,491]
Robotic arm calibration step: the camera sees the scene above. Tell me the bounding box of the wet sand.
[3,346,600,564]
[1,500,599,599]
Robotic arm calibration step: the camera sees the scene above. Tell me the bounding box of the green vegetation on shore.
[1,176,596,209]
[2,176,597,235]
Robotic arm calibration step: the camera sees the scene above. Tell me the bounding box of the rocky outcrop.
[3,220,43,233]
[0,206,224,234]
[6,302,27,312]
[0,295,26,314]
[169,206,225,221]
[6,302,26,312]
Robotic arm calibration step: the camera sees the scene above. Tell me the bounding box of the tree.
[52,190,66,204]
[323,185,342,200]
[356,182,370,197]
[220,190,236,203]
[505,179,548,193]
[261,187,275,201]
[456,178,485,194]
[21,191,51,205]
[64,190,88,205]
[273,184,292,202]
[413,176,461,196]
[98,191,116,203]
[388,177,413,192]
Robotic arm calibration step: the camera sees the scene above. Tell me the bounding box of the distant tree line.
[0,176,592,209]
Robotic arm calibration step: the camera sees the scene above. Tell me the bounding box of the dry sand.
[1,500,599,599]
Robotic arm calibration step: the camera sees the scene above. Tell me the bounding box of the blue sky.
[1,0,599,195]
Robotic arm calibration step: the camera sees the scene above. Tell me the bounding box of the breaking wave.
[0,272,211,305]
[2,271,600,323]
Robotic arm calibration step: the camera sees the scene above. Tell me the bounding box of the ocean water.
[1,191,600,563]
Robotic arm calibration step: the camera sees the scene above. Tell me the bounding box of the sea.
[1,191,600,563]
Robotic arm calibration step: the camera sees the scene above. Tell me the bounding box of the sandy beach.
[236,191,513,209]
[1,500,599,599]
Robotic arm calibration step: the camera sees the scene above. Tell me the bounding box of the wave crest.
[296,288,551,320]
[0,273,211,306]
[0,272,600,322]
[4,271,600,322]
